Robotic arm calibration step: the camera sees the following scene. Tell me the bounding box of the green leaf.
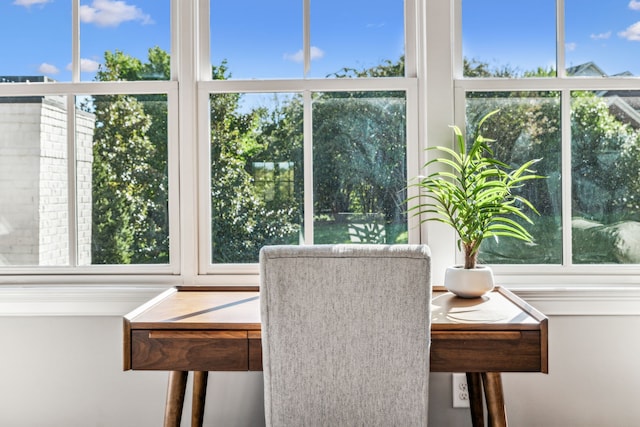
[409,109,546,268]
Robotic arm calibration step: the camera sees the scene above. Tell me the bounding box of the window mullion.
[558,0,571,266]
[404,0,418,77]
[561,89,572,266]
[303,0,311,77]
[556,0,566,78]
[67,96,78,267]
[72,0,80,82]
[303,90,314,244]
[197,0,211,81]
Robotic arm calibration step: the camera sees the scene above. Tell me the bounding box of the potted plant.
[411,110,544,297]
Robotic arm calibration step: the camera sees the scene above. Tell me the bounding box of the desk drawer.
[131,330,249,371]
[248,332,262,371]
[430,330,542,372]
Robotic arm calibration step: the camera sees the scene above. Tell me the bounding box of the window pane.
[462,0,556,78]
[466,93,562,264]
[80,0,170,81]
[571,91,640,264]
[0,2,70,82]
[566,0,640,77]
[0,95,69,266]
[83,94,169,265]
[210,93,303,263]
[310,0,405,78]
[211,0,302,79]
[313,92,408,244]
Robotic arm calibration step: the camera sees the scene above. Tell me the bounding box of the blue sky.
[0,0,403,82]
[463,0,640,76]
[0,0,170,81]
[210,0,404,79]
[3,0,639,81]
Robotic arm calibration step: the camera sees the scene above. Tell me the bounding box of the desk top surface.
[126,286,546,332]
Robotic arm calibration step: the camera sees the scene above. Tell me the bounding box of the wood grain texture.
[124,287,548,374]
[248,333,263,371]
[431,330,542,372]
[482,372,508,427]
[191,371,208,427]
[131,330,249,371]
[467,372,485,427]
[163,371,187,427]
[123,318,131,370]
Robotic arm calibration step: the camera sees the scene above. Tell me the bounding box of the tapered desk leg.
[192,371,208,427]
[164,371,188,427]
[466,372,485,427]
[482,372,508,427]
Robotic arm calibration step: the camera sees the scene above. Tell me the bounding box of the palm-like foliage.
[411,110,544,269]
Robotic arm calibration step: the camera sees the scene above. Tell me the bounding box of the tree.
[91,95,155,263]
[90,48,302,264]
[464,58,640,264]
[312,95,407,222]
[571,92,640,222]
[91,48,170,264]
[250,57,410,244]
[209,63,300,263]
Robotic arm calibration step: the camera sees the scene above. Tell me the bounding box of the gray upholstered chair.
[260,244,431,427]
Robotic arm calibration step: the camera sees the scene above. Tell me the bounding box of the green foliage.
[312,93,407,223]
[249,58,409,246]
[411,110,544,269]
[91,94,156,263]
[571,93,640,221]
[252,95,304,213]
[209,68,300,263]
[330,56,405,78]
[91,47,169,264]
[464,58,556,78]
[462,57,640,264]
[89,46,640,266]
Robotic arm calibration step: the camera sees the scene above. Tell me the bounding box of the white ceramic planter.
[444,265,495,298]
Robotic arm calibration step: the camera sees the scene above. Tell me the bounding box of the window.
[458,0,640,275]
[0,1,176,274]
[0,1,421,281]
[200,0,420,271]
[2,0,638,285]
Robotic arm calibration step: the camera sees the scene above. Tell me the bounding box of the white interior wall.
[1,312,639,427]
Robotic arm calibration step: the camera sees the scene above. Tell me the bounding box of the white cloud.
[38,63,59,75]
[619,21,640,41]
[630,0,640,11]
[65,58,102,73]
[13,0,51,7]
[565,42,577,52]
[283,46,325,63]
[80,58,101,73]
[80,0,153,28]
[590,31,611,40]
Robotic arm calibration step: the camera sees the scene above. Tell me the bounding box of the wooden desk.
[124,286,547,427]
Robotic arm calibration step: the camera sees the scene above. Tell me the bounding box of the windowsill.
[0,285,170,316]
[507,285,640,316]
[1,283,640,316]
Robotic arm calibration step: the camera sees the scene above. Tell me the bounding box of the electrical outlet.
[452,373,470,408]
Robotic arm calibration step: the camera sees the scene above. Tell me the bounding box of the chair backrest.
[260,244,431,427]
